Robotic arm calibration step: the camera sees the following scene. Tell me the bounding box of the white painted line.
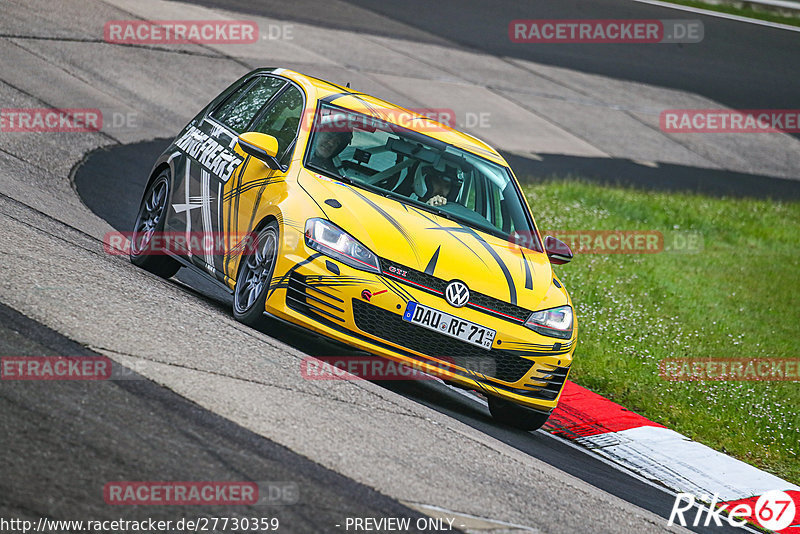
[632,0,800,32]
[580,426,800,502]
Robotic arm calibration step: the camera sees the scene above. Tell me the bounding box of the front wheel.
[130,170,181,278]
[233,222,280,329]
[488,396,551,431]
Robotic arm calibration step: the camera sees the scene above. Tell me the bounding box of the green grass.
[522,179,800,484]
[660,0,800,27]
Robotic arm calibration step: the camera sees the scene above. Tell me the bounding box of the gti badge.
[445,280,470,308]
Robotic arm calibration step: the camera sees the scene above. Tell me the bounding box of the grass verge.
[657,0,800,28]
[522,179,800,484]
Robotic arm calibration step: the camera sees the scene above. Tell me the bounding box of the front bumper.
[266,252,575,412]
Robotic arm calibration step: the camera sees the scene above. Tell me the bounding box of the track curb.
[546,381,800,533]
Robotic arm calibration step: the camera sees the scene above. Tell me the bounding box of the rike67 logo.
[669,490,798,531]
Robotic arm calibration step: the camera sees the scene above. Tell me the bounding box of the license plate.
[402,301,496,350]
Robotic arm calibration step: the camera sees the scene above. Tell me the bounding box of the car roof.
[274,68,508,166]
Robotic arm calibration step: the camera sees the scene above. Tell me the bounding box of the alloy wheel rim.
[235,230,276,313]
[132,179,168,255]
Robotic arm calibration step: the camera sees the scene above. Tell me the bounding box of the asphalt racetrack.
[1,0,797,532]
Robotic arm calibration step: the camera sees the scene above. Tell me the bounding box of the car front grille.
[284,271,570,400]
[352,298,537,384]
[380,258,530,323]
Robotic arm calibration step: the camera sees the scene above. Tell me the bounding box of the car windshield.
[305,103,539,248]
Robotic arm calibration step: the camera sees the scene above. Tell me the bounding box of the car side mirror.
[237,132,284,171]
[544,236,573,265]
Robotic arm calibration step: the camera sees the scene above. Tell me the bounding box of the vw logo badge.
[445,280,470,308]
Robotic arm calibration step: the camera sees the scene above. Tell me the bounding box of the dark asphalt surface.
[72,139,746,534]
[0,303,437,534]
[184,0,800,198]
[9,1,791,531]
[187,0,800,112]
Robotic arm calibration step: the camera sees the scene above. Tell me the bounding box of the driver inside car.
[415,165,455,207]
[309,115,353,176]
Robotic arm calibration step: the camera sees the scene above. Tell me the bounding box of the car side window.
[211,76,285,134]
[250,85,304,164]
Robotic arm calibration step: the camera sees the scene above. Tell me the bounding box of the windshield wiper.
[416,203,459,223]
[353,179,411,203]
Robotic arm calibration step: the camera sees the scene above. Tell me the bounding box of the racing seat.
[412,162,462,203]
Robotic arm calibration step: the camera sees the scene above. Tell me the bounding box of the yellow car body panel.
[158,68,577,415]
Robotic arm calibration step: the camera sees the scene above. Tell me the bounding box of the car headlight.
[304,218,381,273]
[525,305,574,339]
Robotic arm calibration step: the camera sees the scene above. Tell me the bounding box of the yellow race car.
[130,67,576,430]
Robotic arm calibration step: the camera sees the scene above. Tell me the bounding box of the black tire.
[233,221,280,329]
[488,396,551,431]
[130,170,181,278]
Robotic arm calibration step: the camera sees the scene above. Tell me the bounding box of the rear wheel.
[233,221,279,329]
[488,396,551,431]
[130,170,181,278]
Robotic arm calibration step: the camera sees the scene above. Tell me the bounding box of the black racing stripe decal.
[503,339,574,350]
[500,348,572,357]
[222,177,284,202]
[320,92,353,104]
[408,206,488,267]
[385,277,416,302]
[268,253,323,298]
[379,277,415,304]
[391,278,416,302]
[224,155,248,278]
[424,246,441,276]
[304,281,371,288]
[305,275,372,284]
[352,94,388,121]
[378,278,409,303]
[520,248,533,291]
[216,180,224,276]
[346,187,420,264]
[244,171,281,243]
[281,215,304,233]
[297,178,330,220]
[455,223,517,306]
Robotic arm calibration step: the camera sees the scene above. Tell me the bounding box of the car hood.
[299,172,553,310]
